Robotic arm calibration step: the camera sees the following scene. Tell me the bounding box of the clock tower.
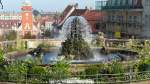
[21,0,33,36]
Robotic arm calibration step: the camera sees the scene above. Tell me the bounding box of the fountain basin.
[14,47,138,65]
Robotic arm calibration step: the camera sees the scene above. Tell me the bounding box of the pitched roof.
[83,10,104,21]
[61,5,74,18]
[0,20,19,29]
[71,9,87,16]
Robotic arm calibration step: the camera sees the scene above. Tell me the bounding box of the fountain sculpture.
[61,17,93,60]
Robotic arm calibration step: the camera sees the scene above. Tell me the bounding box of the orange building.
[21,0,33,36]
[18,0,40,38]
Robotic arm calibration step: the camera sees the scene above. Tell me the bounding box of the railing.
[1,71,150,83]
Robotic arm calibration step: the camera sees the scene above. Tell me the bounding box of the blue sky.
[0,0,96,12]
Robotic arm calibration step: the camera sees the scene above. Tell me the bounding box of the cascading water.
[58,16,122,62]
[58,16,93,43]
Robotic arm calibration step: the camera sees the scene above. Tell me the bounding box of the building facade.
[100,0,143,39]
[0,12,21,20]
[59,4,105,33]
[142,0,150,38]
[95,0,107,10]
[18,0,40,38]
[0,12,20,35]
[21,0,34,36]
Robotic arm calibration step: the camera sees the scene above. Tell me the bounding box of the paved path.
[132,80,150,84]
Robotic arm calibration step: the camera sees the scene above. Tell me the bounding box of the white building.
[0,12,21,20]
[45,21,53,30]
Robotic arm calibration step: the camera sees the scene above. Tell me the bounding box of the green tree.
[42,30,52,38]
[0,35,4,41]
[33,9,41,17]
[0,49,6,81]
[6,31,17,40]
[137,59,150,72]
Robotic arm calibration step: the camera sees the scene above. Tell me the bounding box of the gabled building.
[0,12,20,35]
[59,4,105,33]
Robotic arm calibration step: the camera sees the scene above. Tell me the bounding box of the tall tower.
[21,0,33,36]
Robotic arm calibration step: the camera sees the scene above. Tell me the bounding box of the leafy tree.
[33,9,41,17]
[0,50,7,81]
[42,30,52,38]
[0,35,4,41]
[137,60,150,72]
[6,31,17,40]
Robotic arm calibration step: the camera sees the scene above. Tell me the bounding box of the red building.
[18,0,41,38]
[21,0,33,36]
[59,4,105,33]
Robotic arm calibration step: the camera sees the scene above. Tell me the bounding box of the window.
[129,0,133,6]
[133,16,137,22]
[118,16,124,22]
[122,0,126,6]
[112,0,115,6]
[145,15,148,25]
[95,23,101,30]
[112,16,115,21]
[128,16,132,22]
[145,0,150,6]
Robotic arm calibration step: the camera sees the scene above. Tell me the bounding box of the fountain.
[16,16,138,64]
[59,16,93,43]
[61,17,93,60]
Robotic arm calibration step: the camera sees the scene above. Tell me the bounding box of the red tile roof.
[59,4,105,27]
[61,5,74,18]
[34,16,54,27]
[83,10,104,21]
[0,20,19,29]
[71,9,87,16]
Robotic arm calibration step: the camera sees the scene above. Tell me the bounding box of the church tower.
[21,0,33,36]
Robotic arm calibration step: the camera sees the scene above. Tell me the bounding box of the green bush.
[0,49,4,64]
[51,60,71,80]
[5,61,28,82]
[108,62,125,74]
